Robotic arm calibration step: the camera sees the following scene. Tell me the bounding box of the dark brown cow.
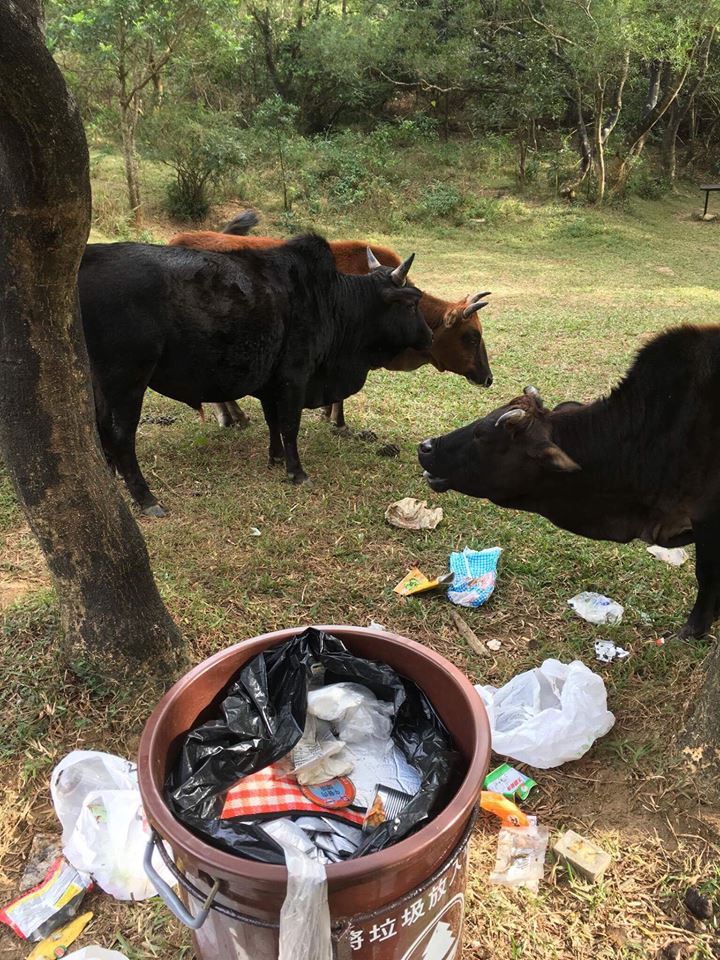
[418,325,720,639]
[169,218,492,430]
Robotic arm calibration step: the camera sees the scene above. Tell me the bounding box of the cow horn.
[390,252,415,286]
[495,408,527,428]
[469,291,492,304]
[462,300,490,319]
[524,385,541,398]
[367,247,382,270]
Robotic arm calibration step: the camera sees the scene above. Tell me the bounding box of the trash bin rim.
[138,624,490,886]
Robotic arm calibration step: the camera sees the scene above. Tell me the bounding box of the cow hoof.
[331,424,352,436]
[268,455,285,467]
[678,621,710,640]
[142,503,166,518]
[289,473,311,486]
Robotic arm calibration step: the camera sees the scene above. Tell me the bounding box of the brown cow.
[169,218,492,430]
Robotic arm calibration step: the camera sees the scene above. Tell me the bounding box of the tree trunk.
[120,98,142,225]
[680,641,720,788]
[0,4,183,677]
[594,79,606,203]
[662,99,681,182]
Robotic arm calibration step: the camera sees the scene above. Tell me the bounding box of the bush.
[412,181,464,223]
[143,108,246,221]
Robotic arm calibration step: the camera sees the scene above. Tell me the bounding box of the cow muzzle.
[418,439,451,492]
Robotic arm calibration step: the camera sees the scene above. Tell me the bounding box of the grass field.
[1,170,720,959]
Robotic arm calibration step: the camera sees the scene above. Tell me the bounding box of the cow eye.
[462,331,480,347]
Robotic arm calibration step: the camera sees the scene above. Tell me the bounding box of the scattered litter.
[553,829,612,883]
[27,911,93,960]
[476,659,615,768]
[367,620,386,631]
[480,791,529,827]
[655,637,666,646]
[647,545,689,566]
[64,950,129,960]
[484,763,537,801]
[595,640,631,663]
[376,443,400,458]
[0,858,92,942]
[486,639,502,652]
[684,887,713,920]
[489,818,549,891]
[250,527,261,537]
[50,751,175,901]
[394,567,453,596]
[20,836,63,889]
[450,610,492,658]
[385,497,443,530]
[568,592,624,625]
[448,547,502,607]
[638,611,653,625]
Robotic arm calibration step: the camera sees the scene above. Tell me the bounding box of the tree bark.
[119,97,142,225]
[0,4,183,676]
[680,641,720,788]
[662,99,682,182]
[594,78,606,203]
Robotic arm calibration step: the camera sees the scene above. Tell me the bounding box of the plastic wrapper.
[489,819,549,892]
[476,659,615,769]
[448,547,502,607]
[167,628,460,863]
[568,592,624,624]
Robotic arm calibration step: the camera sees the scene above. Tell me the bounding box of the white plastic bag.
[50,750,174,901]
[262,821,332,960]
[476,659,615,768]
[65,950,129,960]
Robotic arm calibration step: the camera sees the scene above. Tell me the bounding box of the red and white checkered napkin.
[220,763,365,824]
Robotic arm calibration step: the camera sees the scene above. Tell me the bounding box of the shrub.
[412,181,464,223]
[143,108,246,221]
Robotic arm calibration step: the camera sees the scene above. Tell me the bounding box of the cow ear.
[443,309,461,328]
[533,442,581,472]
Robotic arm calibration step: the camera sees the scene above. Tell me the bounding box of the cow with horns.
[419,325,720,639]
[169,210,493,431]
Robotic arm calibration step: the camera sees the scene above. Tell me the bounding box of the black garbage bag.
[167,627,461,864]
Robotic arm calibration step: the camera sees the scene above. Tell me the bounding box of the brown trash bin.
[138,625,491,959]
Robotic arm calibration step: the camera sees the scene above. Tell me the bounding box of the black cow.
[418,325,720,638]
[80,234,430,516]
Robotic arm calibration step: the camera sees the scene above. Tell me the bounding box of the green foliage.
[142,108,246,221]
[412,181,465,223]
[46,0,720,209]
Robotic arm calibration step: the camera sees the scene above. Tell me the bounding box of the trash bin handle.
[144,833,220,930]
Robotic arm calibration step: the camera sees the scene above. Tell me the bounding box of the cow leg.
[107,390,165,517]
[225,400,250,428]
[211,402,233,427]
[680,515,720,638]
[276,388,308,484]
[320,405,333,422]
[260,394,285,466]
[330,401,348,431]
[211,401,250,429]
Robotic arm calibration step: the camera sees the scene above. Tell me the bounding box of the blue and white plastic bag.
[448,547,502,607]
